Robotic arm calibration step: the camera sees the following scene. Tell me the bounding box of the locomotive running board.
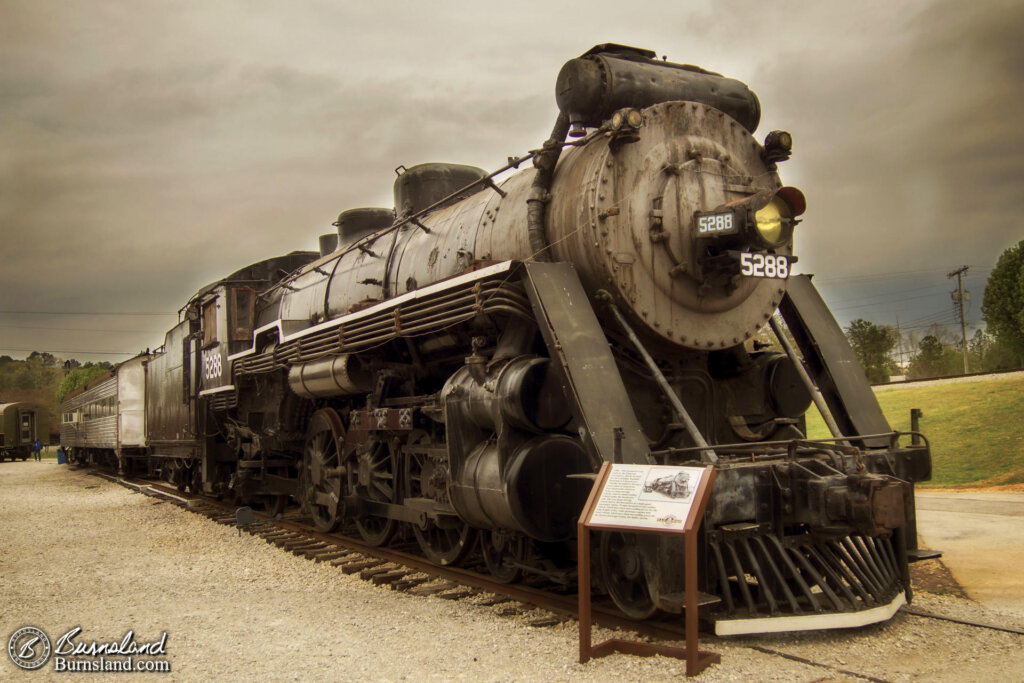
[521,261,650,465]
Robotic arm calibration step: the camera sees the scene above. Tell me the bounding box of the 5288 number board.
[740,253,790,279]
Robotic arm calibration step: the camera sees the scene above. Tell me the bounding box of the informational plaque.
[577,462,720,674]
[587,464,709,533]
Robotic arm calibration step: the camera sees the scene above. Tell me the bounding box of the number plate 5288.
[697,213,735,234]
[740,253,790,279]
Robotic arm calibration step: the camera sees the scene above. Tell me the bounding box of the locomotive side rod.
[596,291,717,464]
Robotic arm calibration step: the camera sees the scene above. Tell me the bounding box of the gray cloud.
[1,0,1021,359]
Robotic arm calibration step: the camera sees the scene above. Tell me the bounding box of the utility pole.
[948,265,969,374]
[894,316,907,371]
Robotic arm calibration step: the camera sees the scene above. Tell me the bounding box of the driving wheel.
[405,434,476,565]
[303,407,346,532]
[350,438,398,546]
[598,530,657,619]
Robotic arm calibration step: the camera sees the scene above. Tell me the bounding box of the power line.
[900,320,960,332]
[814,266,991,285]
[829,291,955,313]
[899,309,959,328]
[824,282,950,308]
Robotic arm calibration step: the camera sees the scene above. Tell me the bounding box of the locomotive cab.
[198,284,257,394]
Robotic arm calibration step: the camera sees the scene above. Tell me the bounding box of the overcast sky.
[1,0,1021,362]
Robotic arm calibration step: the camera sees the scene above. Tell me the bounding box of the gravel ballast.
[2,461,1023,681]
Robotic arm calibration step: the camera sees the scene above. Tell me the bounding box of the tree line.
[845,239,1024,383]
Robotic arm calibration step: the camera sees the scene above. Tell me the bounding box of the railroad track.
[90,471,682,637]
[85,469,1024,682]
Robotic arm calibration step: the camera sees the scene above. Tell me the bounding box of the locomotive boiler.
[63,44,932,635]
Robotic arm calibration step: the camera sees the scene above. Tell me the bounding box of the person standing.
[34,439,42,462]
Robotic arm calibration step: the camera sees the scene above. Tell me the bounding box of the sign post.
[578,462,720,676]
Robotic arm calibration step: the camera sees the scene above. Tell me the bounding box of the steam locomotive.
[61,44,932,635]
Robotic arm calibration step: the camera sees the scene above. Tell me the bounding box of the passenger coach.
[61,354,149,470]
[0,402,39,461]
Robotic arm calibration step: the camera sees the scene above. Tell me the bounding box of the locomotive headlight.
[753,197,789,246]
[626,109,643,127]
[752,186,806,248]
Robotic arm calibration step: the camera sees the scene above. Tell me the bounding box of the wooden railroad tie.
[496,604,528,617]
[475,595,513,607]
[358,564,398,580]
[284,539,327,552]
[407,580,459,597]
[329,554,364,567]
[436,589,479,601]
[257,530,293,539]
[340,559,385,574]
[311,550,351,563]
[390,576,430,592]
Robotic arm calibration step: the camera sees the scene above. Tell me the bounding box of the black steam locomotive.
[62,44,931,635]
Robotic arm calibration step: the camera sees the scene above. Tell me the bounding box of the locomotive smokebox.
[556,44,761,134]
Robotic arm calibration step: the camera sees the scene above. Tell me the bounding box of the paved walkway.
[916,489,1024,616]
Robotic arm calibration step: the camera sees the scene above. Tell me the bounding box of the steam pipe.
[526,112,570,261]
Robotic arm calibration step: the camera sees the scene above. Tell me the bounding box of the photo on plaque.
[639,469,694,503]
[587,464,709,532]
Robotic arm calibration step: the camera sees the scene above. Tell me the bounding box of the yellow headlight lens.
[754,196,790,246]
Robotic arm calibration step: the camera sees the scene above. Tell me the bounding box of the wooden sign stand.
[577,462,720,676]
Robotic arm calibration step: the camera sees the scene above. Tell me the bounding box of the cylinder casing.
[287,355,373,398]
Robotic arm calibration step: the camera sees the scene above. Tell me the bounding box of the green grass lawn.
[805,376,1024,488]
